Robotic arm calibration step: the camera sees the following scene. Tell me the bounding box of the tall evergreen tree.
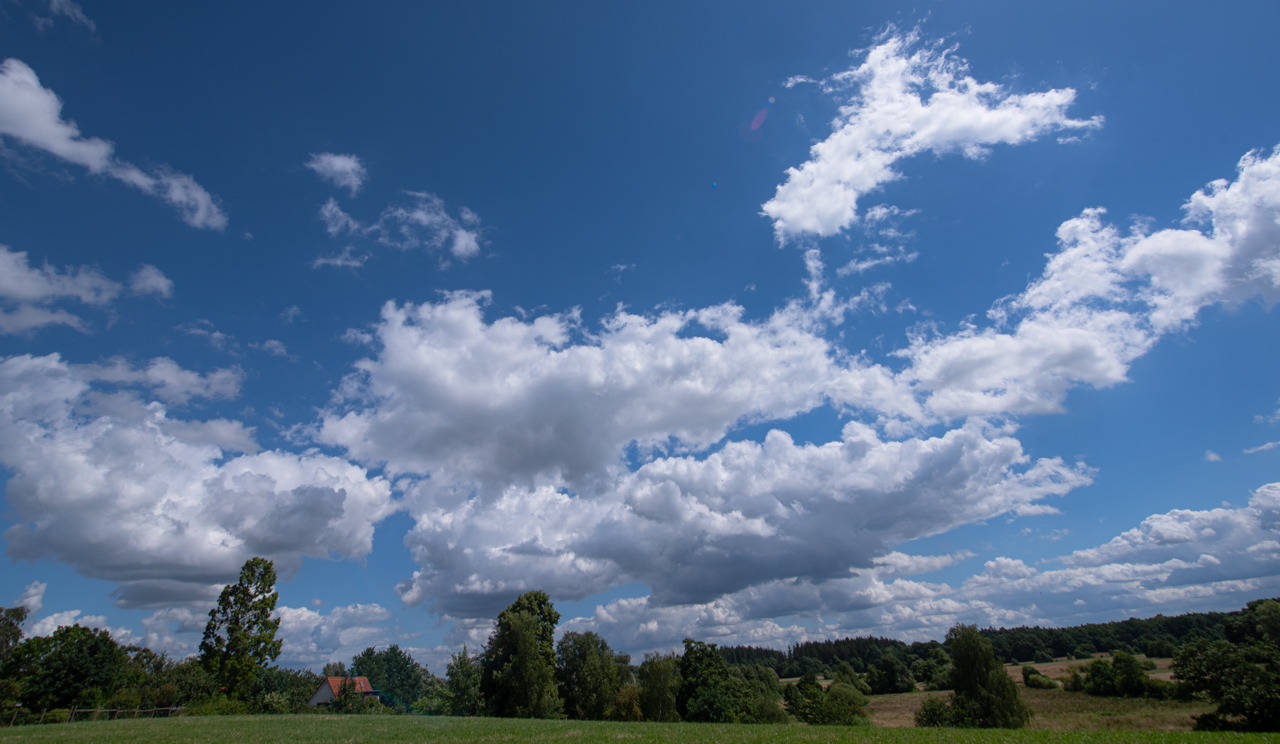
[199,557,283,699]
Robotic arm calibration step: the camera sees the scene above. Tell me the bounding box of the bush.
[914,695,951,727]
[259,690,292,714]
[182,695,249,716]
[1021,666,1058,689]
[1033,649,1054,664]
[1059,667,1085,692]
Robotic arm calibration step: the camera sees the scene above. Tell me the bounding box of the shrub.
[914,695,951,727]
[1021,666,1058,689]
[1059,667,1085,692]
[1033,649,1054,664]
[182,694,249,716]
[607,684,643,722]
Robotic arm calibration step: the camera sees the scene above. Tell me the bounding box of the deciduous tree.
[199,557,283,699]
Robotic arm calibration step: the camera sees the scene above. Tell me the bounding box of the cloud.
[1205,450,1222,462]
[312,192,484,267]
[0,59,226,229]
[276,603,393,668]
[0,245,119,333]
[316,288,1086,618]
[43,0,96,31]
[306,153,368,196]
[309,141,1280,630]
[761,30,1101,242]
[250,339,291,358]
[898,145,1280,421]
[15,581,46,614]
[0,353,396,607]
[559,483,1280,654]
[177,319,235,351]
[129,264,174,298]
[0,245,168,334]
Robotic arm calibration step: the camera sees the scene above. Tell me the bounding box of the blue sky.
[2,1,1280,672]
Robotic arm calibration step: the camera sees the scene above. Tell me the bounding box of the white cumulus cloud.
[0,353,396,608]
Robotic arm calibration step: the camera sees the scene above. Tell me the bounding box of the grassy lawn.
[0,714,1270,744]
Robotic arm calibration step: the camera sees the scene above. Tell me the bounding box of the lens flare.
[750,108,768,130]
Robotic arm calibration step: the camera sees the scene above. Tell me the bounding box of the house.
[307,676,381,707]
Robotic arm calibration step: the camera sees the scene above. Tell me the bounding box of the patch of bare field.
[1001,656,1175,683]
[866,687,1214,731]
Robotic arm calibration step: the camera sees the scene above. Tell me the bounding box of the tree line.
[1,557,1276,730]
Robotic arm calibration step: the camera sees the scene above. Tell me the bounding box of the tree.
[3,624,128,709]
[556,631,620,720]
[608,684,643,721]
[916,624,1029,728]
[0,606,28,665]
[1174,638,1280,731]
[867,653,915,694]
[481,591,561,718]
[322,661,348,677]
[446,645,484,716]
[351,644,429,709]
[199,557,283,699]
[677,639,746,723]
[638,651,681,722]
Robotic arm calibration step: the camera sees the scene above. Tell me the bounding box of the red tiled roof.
[324,676,374,695]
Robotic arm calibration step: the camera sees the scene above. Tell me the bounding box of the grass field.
[867,689,1216,731]
[0,713,1270,744]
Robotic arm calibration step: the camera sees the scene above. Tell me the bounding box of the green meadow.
[0,715,1273,744]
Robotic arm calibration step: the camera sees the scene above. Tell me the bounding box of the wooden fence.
[5,706,183,726]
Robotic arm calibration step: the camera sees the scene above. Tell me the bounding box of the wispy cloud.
[0,59,226,229]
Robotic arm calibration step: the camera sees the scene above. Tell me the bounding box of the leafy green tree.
[678,638,747,723]
[917,624,1028,728]
[0,606,29,665]
[446,645,484,716]
[555,631,620,720]
[1174,638,1280,731]
[484,610,560,717]
[331,676,361,713]
[3,625,128,709]
[411,674,451,715]
[351,644,429,709]
[481,592,561,718]
[867,653,915,694]
[199,557,283,699]
[637,651,681,722]
[1083,658,1117,696]
[1111,651,1148,697]
[322,661,348,677]
[608,684,643,721]
[247,666,322,713]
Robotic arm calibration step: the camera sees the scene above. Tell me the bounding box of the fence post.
[68,706,75,723]
[39,709,46,725]
[8,707,17,727]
